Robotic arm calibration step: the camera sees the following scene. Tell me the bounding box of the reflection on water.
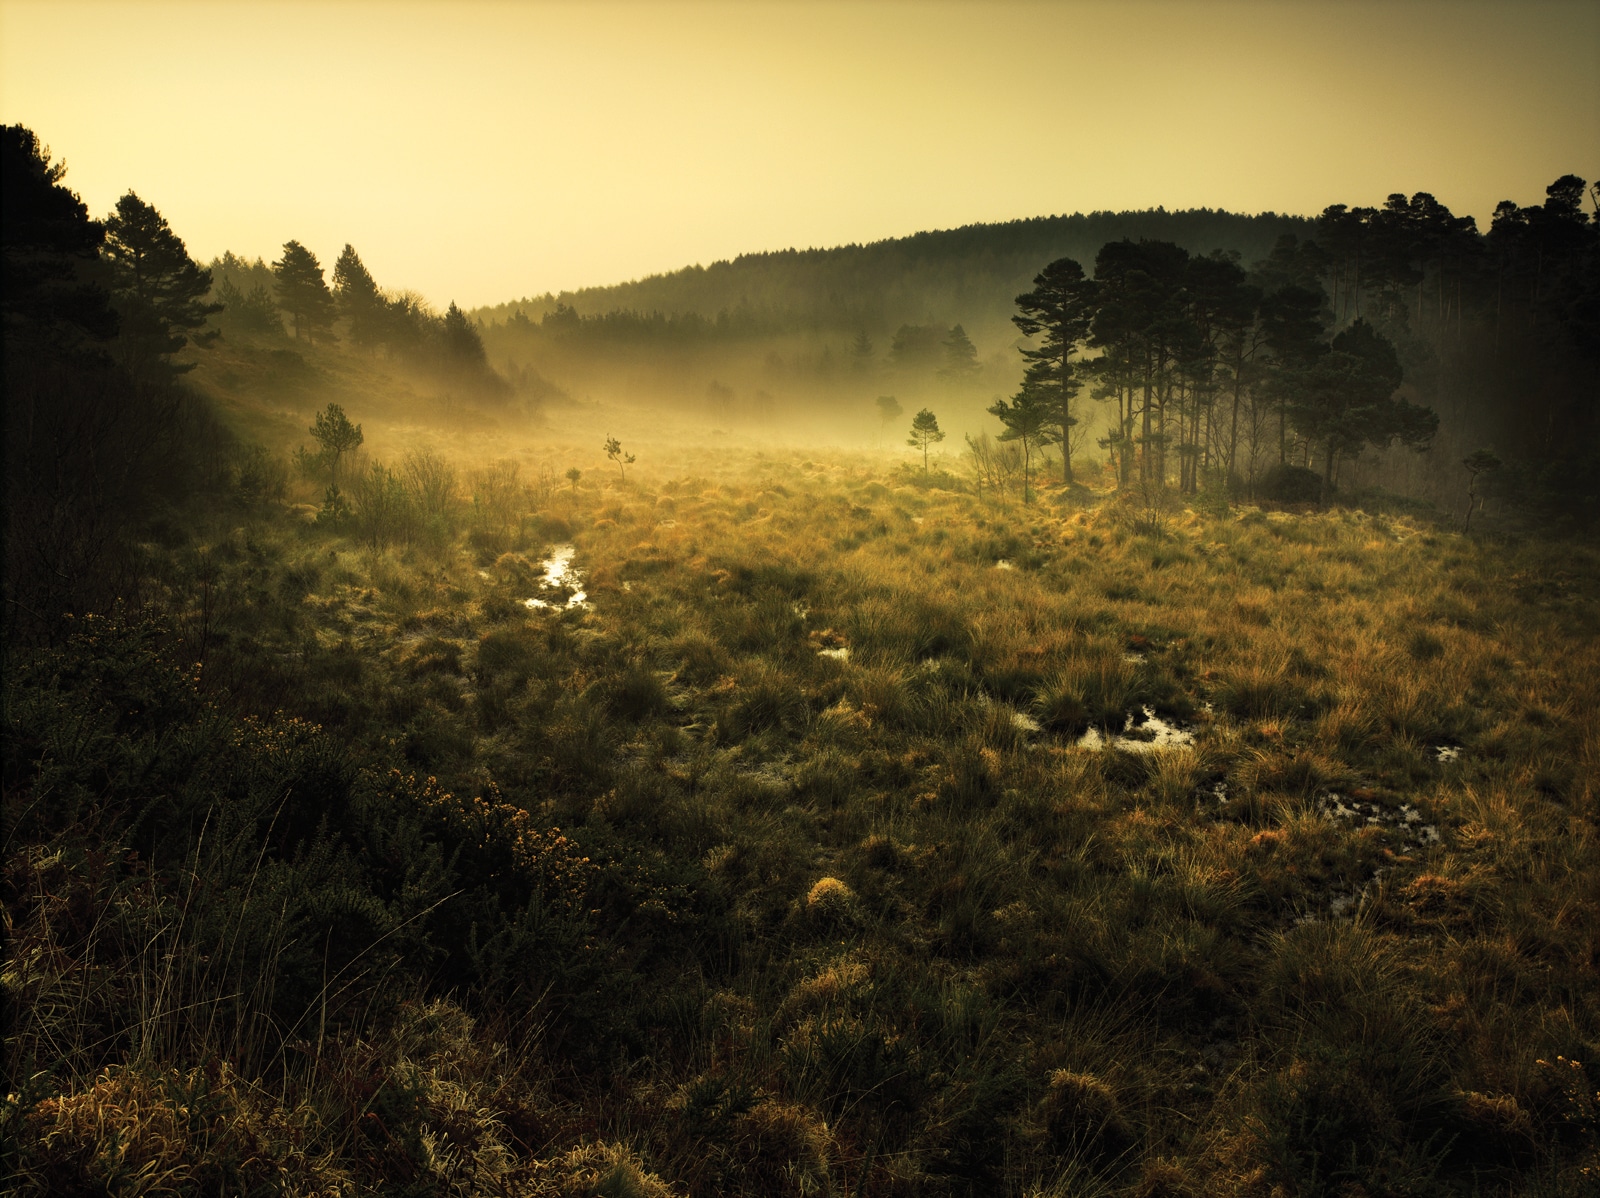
[523,543,590,611]
[1076,707,1195,752]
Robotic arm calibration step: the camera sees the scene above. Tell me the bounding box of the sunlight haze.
[2,0,1595,307]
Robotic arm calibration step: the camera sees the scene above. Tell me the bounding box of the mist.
[5,66,1600,1198]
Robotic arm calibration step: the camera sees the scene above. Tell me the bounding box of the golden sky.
[3,0,1595,309]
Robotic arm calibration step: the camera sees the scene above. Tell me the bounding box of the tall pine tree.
[332,244,383,348]
[1013,257,1097,482]
[102,191,221,378]
[273,241,337,344]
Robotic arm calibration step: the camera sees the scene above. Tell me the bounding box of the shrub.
[1256,463,1323,503]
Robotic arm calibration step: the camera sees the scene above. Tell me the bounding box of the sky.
[2,0,1596,309]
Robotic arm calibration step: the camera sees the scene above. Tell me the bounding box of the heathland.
[5,124,1599,1195]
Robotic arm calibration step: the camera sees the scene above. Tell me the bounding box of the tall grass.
[8,443,1599,1194]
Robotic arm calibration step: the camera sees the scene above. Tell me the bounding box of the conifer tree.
[1,124,119,345]
[102,192,220,378]
[939,324,980,381]
[442,302,487,365]
[310,401,363,492]
[1013,257,1097,482]
[273,241,337,343]
[907,408,945,473]
[850,329,875,373]
[332,244,383,347]
[988,385,1057,503]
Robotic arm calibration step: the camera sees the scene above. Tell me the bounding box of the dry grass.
[8,441,1599,1194]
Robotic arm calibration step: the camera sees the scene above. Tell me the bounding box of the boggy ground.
[6,445,1598,1197]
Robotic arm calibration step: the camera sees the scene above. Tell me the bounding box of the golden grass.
[10,440,1600,1194]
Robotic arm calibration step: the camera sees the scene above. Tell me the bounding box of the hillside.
[475,208,1313,339]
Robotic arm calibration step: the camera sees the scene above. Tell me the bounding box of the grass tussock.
[7,442,1600,1195]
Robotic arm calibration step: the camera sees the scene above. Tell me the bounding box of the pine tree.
[988,385,1058,503]
[102,192,221,378]
[850,329,875,373]
[1013,257,1097,482]
[332,244,383,347]
[2,125,119,345]
[273,241,337,343]
[939,324,980,381]
[1286,318,1435,504]
[442,302,487,365]
[907,408,945,473]
[310,402,363,492]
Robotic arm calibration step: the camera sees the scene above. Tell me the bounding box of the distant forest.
[471,187,1598,523]
[475,209,1312,341]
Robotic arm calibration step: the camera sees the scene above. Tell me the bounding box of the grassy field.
[6,433,1598,1196]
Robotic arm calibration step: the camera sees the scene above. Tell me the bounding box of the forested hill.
[475,208,1312,336]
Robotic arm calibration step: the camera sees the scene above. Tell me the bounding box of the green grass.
[6,440,1599,1196]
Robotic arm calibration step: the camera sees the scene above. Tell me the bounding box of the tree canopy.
[273,241,337,344]
[1013,257,1097,482]
[102,191,220,378]
[907,408,945,473]
[1,124,119,347]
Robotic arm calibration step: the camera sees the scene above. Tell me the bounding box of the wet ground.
[524,543,590,611]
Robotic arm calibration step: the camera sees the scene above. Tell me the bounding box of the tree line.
[3,126,237,637]
[211,244,507,397]
[978,176,1596,512]
[475,208,1311,337]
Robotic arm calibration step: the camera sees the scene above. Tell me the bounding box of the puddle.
[523,543,590,611]
[1122,652,1146,664]
[1076,707,1195,753]
[817,647,850,661]
[995,559,1015,570]
[1318,793,1440,852]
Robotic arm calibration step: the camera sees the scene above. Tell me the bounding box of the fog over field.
[4,3,1599,1194]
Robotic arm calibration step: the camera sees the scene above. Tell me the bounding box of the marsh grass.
[7,443,1599,1195]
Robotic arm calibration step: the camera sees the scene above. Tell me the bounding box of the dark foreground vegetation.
[5,124,1600,1196]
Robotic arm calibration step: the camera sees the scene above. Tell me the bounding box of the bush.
[1256,463,1323,503]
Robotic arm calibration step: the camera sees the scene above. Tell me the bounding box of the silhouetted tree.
[1260,282,1330,464]
[310,402,363,492]
[273,241,337,343]
[1287,319,1435,503]
[332,244,383,347]
[1014,257,1097,482]
[442,302,487,366]
[215,277,281,334]
[102,192,220,379]
[989,385,1056,502]
[604,435,634,481]
[908,408,945,473]
[1,125,119,347]
[939,324,980,381]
